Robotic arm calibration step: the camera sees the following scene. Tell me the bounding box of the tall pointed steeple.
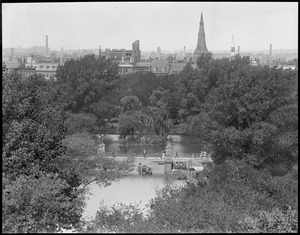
[194,12,209,57]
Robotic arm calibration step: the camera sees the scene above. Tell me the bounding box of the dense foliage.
[2,71,133,233]
[55,54,121,124]
[2,73,83,232]
[2,52,298,233]
[82,54,297,233]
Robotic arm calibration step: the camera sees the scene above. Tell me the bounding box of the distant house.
[118,63,134,75]
[150,60,170,75]
[5,61,20,73]
[132,61,151,74]
[169,62,186,75]
[17,67,36,77]
[35,62,59,79]
[279,64,297,70]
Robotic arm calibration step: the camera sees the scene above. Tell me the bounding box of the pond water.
[102,134,203,155]
[83,134,203,219]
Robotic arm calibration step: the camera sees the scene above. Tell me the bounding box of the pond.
[83,134,203,219]
[102,134,204,155]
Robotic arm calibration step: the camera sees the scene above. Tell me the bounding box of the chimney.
[46,35,49,55]
[231,34,235,57]
[60,47,63,65]
[269,44,272,56]
[99,45,102,57]
[184,46,186,54]
[10,47,14,61]
[238,46,240,54]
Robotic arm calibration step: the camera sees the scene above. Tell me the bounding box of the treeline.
[2,60,133,232]
[2,53,298,232]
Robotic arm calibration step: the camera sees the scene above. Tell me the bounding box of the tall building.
[231,34,235,57]
[194,12,209,58]
[132,40,141,64]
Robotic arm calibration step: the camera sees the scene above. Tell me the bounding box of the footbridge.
[97,135,213,170]
[103,154,212,162]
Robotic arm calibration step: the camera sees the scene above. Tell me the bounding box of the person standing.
[143,149,146,158]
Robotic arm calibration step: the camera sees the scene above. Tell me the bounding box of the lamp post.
[97,134,105,155]
[164,135,173,173]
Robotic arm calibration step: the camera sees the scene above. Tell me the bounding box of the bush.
[239,206,298,233]
[2,173,84,233]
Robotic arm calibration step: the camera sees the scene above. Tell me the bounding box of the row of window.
[152,67,168,72]
[39,65,57,69]
[119,67,179,75]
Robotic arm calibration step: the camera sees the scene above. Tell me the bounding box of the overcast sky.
[2,2,298,52]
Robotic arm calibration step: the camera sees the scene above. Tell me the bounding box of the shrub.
[239,206,298,233]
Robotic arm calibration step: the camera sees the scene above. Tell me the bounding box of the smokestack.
[46,35,49,55]
[11,47,14,61]
[60,47,63,65]
[231,34,235,57]
[269,44,272,56]
[99,45,102,57]
[238,46,240,54]
[184,46,186,54]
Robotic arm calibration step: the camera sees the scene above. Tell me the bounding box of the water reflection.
[103,134,203,155]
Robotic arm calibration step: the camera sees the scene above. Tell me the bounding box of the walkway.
[103,154,213,164]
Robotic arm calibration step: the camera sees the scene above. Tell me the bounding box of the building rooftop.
[5,61,20,69]
[169,62,186,74]
[135,62,151,67]
[150,60,169,67]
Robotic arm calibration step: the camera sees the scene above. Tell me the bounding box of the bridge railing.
[172,153,212,159]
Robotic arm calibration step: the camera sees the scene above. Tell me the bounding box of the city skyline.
[2,2,298,52]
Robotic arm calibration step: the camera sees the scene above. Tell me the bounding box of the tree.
[200,63,298,168]
[118,96,148,139]
[196,51,213,69]
[2,72,82,232]
[119,72,181,122]
[58,132,134,189]
[2,173,84,233]
[55,54,121,123]
[2,72,67,178]
[2,72,134,233]
[147,87,172,136]
[64,112,99,135]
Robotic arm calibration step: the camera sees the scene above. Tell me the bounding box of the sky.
[2,2,298,52]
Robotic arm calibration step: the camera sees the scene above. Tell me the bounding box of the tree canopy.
[55,54,121,123]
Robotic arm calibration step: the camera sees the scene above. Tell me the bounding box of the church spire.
[194,12,209,57]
